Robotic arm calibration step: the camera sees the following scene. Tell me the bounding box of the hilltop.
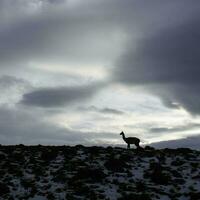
[0,145,200,200]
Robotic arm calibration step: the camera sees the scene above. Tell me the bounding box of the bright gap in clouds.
[44,84,200,145]
[29,62,109,82]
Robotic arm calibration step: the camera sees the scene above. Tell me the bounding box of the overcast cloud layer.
[114,17,200,114]
[0,0,200,148]
[21,83,103,107]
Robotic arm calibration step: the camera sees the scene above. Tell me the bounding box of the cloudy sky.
[1,0,200,148]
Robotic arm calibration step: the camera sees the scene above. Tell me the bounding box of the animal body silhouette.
[120,131,140,149]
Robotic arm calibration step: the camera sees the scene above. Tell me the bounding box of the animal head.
[120,131,124,135]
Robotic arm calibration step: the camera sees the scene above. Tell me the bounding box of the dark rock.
[0,182,10,196]
[63,148,77,159]
[135,181,146,192]
[73,167,106,183]
[0,153,6,160]
[87,146,103,156]
[149,163,171,185]
[192,174,200,180]
[119,153,133,162]
[20,178,35,190]
[40,149,58,162]
[188,192,200,200]
[118,193,151,200]
[136,146,145,152]
[174,178,185,185]
[144,146,155,151]
[46,192,55,200]
[142,150,156,157]
[171,170,182,178]
[104,157,129,172]
[171,159,185,166]
[52,172,67,183]
[176,148,193,154]
[75,144,85,149]
[106,146,114,153]
[74,184,90,196]
[190,162,199,168]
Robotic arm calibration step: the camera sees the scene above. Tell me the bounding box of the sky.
[1,0,200,148]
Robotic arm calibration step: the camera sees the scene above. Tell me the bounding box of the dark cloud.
[116,19,200,85]
[2,0,198,70]
[101,107,124,115]
[0,75,29,88]
[150,135,200,150]
[0,0,127,69]
[79,106,125,115]
[150,123,200,134]
[21,83,103,107]
[0,0,199,69]
[114,15,200,114]
[47,0,65,4]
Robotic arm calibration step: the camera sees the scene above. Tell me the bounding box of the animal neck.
[121,133,126,141]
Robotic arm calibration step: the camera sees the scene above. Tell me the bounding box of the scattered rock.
[0,145,199,200]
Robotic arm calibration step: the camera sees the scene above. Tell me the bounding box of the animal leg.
[135,141,140,147]
[127,143,130,149]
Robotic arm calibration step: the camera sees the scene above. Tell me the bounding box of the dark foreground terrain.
[0,145,200,200]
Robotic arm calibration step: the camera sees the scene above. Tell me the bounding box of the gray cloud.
[1,0,200,147]
[150,123,200,134]
[114,14,200,114]
[2,0,198,70]
[79,106,125,115]
[116,19,200,84]
[101,107,124,115]
[0,0,127,71]
[1,0,199,68]
[0,75,31,105]
[0,106,61,144]
[0,106,118,145]
[0,75,28,88]
[21,83,103,107]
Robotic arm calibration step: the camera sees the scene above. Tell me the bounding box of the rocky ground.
[0,145,200,200]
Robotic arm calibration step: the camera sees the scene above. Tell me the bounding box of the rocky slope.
[0,145,200,200]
